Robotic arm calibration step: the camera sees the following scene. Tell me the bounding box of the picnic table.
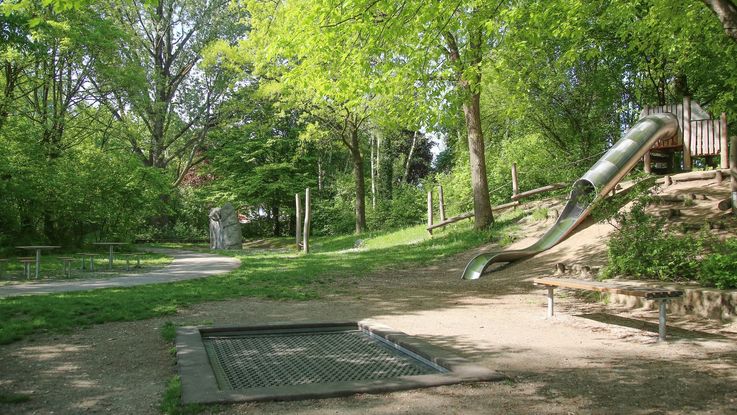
[92,242,127,270]
[15,245,61,279]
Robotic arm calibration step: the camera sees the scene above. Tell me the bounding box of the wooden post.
[438,186,446,222]
[427,191,433,235]
[683,96,692,170]
[303,188,311,253]
[716,170,724,184]
[731,135,737,216]
[720,113,729,169]
[658,299,668,341]
[643,152,652,174]
[664,175,672,187]
[511,163,519,196]
[295,194,302,249]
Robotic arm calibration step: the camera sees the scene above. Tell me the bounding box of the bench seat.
[533,277,683,341]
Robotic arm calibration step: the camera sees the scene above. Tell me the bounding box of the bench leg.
[125,258,130,271]
[658,299,668,341]
[80,258,85,271]
[547,287,555,318]
[90,257,95,272]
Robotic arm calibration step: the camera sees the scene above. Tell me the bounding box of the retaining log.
[511,183,567,201]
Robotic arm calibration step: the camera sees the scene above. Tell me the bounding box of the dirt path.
[0,249,241,298]
[2,189,737,414]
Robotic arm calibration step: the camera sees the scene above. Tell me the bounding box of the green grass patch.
[0,210,526,345]
[0,392,32,404]
[159,376,206,415]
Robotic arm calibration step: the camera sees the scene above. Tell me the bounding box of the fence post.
[721,113,729,169]
[427,191,433,235]
[295,193,302,249]
[683,96,692,170]
[511,163,519,197]
[303,188,311,253]
[438,186,446,222]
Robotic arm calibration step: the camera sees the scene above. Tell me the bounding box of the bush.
[603,200,737,289]
[367,185,425,231]
[603,202,702,282]
[699,239,737,289]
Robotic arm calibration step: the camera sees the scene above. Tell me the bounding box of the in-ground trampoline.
[176,321,505,404]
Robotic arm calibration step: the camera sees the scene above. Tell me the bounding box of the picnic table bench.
[533,277,683,341]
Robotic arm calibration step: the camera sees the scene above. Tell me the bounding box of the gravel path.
[0,249,241,298]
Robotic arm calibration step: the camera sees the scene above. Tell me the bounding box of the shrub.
[603,202,702,282]
[699,239,737,289]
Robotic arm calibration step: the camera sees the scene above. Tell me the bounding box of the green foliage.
[603,202,702,281]
[367,185,426,231]
[603,199,737,289]
[699,239,737,290]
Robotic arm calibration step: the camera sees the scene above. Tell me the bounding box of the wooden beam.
[721,112,729,169]
[654,169,730,184]
[427,191,433,235]
[511,183,567,201]
[303,188,311,254]
[683,96,692,170]
[438,186,446,222]
[511,163,519,196]
[295,193,302,249]
[425,201,520,232]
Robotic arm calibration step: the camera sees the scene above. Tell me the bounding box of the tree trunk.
[702,0,737,43]
[370,134,376,208]
[402,131,418,183]
[463,91,494,229]
[271,205,281,236]
[445,26,493,230]
[350,128,367,233]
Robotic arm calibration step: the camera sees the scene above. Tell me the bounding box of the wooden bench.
[533,277,683,341]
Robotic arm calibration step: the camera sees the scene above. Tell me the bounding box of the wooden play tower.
[640,96,729,173]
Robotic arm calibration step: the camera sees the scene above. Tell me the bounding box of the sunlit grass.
[0,208,529,344]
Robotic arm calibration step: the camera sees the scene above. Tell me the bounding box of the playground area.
[2,177,737,414]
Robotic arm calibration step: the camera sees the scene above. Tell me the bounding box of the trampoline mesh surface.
[203,329,443,390]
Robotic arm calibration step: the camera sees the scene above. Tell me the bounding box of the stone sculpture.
[209,203,242,249]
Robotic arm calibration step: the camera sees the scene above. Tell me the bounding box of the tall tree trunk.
[271,205,281,236]
[702,0,737,43]
[370,134,376,208]
[349,128,367,233]
[402,131,418,183]
[463,91,494,229]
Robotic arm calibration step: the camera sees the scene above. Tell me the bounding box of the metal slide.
[461,113,679,280]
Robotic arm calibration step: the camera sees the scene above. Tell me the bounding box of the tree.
[257,1,505,229]
[93,0,245,185]
[702,0,737,43]
[244,0,424,233]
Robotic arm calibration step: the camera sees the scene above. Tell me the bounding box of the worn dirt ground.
[2,179,737,415]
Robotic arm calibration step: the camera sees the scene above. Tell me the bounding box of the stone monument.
[209,203,242,249]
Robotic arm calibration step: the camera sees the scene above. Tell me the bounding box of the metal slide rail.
[461,113,679,280]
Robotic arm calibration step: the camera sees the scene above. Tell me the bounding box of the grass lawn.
[0,210,525,344]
